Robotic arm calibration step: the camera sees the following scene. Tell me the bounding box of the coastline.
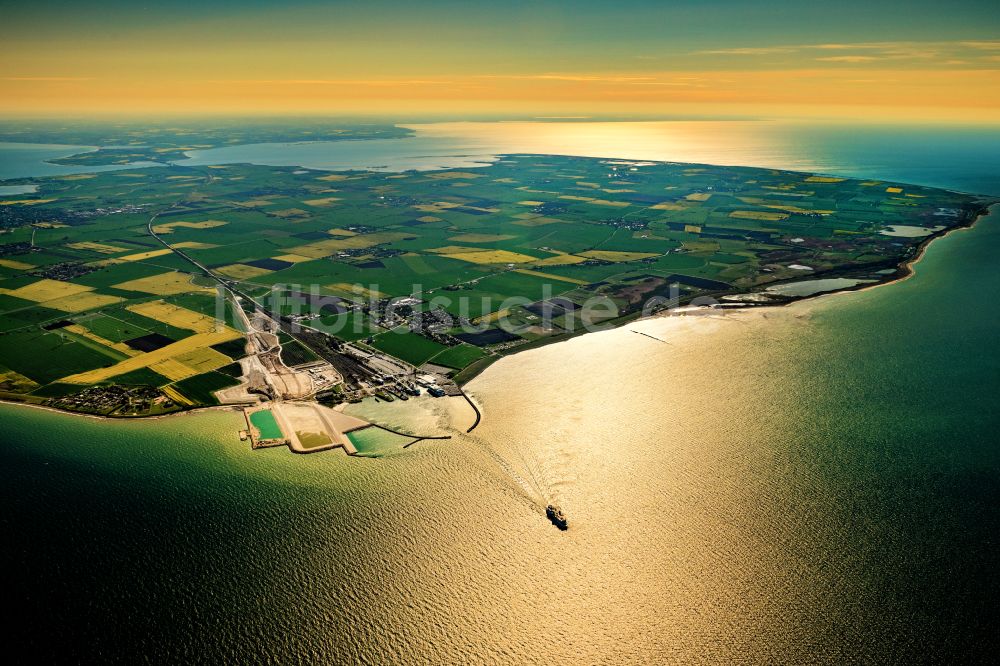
[0,396,244,422]
[819,200,998,298]
[2,199,995,425]
[455,199,998,386]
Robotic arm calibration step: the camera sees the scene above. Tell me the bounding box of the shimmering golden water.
[340,310,843,662]
[4,213,998,663]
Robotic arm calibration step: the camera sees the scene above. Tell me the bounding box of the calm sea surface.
[3,122,999,662]
[0,142,162,180]
[177,121,1000,195]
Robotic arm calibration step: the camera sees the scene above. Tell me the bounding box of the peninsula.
[1,137,993,429]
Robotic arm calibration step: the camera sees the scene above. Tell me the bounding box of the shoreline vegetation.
[2,201,994,425]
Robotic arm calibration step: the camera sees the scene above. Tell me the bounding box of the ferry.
[546,505,568,530]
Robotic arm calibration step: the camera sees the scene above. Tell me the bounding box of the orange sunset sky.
[2,1,998,121]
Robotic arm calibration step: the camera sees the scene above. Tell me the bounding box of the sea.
[2,121,999,663]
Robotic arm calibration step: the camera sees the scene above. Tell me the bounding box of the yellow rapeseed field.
[272,253,314,263]
[472,309,510,325]
[60,327,241,384]
[585,198,629,208]
[762,204,834,215]
[0,198,57,206]
[0,280,117,310]
[126,301,224,333]
[448,233,517,243]
[730,210,790,221]
[44,292,122,313]
[288,231,412,259]
[303,197,341,206]
[514,269,587,284]
[441,249,538,265]
[216,264,273,280]
[327,283,386,299]
[0,278,93,302]
[113,271,211,296]
[161,384,194,406]
[112,248,173,262]
[531,253,588,267]
[151,220,228,234]
[67,241,128,254]
[149,347,232,381]
[428,245,483,254]
[412,201,462,213]
[0,368,39,393]
[0,258,34,270]
[578,250,658,262]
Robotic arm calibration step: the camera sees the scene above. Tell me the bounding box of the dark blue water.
[771,124,1000,195]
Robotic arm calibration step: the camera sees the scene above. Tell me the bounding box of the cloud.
[225,79,457,86]
[479,74,657,82]
[692,40,1000,64]
[695,47,796,55]
[626,81,704,87]
[960,41,1000,50]
[2,76,92,81]
[816,56,878,63]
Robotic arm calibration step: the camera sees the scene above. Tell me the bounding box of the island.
[1,142,994,444]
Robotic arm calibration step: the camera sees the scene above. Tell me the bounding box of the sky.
[1,0,999,121]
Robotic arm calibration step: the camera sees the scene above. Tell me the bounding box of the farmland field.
[171,370,240,404]
[0,148,992,411]
[368,328,450,366]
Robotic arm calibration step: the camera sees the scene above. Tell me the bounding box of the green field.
[76,313,154,343]
[171,371,240,405]
[0,141,991,408]
[368,328,450,366]
[428,343,488,369]
[0,330,119,384]
[101,367,171,387]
